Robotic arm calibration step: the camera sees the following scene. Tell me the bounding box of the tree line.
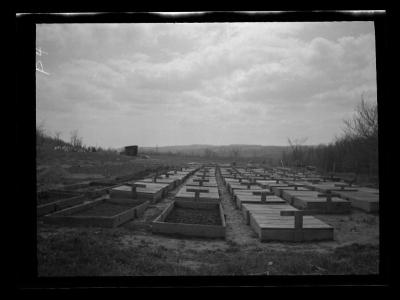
[36,124,118,154]
[282,97,378,185]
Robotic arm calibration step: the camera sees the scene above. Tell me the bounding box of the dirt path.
[216,170,259,246]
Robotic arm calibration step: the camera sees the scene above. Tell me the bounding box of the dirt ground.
[36,151,195,191]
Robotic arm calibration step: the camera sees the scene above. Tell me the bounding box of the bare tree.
[343,97,378,140]
[231,148,240,159]
[287,137,308,168]
[36,120,48,152]
[70,129,83,149]
[342,96,378,178]
[36,120,46,138]
[54,131,62,145]
[204,148,217,158]
[297,96,379,185]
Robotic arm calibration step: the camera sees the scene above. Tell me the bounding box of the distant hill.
[139,144,292,161]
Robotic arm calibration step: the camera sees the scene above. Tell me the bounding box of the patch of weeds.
[38,231,191,276]
[38,230,379,276]
[139,239,149,245]
[158,245,168,251]
[149,247,168,259]
[219,261,248,275]
[334,243,377,257]
[226,245,240,253]
[362,216,377,225]
[226,239,241,253]
[274,256,313,275]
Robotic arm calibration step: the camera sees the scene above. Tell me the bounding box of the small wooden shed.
[124,145,138,156]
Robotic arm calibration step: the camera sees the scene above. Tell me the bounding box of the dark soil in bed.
[72,202,139,217]
[165,207,221,226]
[37,191,81,206]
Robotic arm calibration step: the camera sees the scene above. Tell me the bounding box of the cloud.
[36,22,377,147]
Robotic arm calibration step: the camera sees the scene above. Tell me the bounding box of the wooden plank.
[37,194,85,217]
[132,182,167,202]
[271,186,310,198]
[235,194,285,209]
[258,227,334,242]
[233,189,274,195]
[185,181,218,187]
[241,203,296,224]
[245,203,333,242]
[139,178,177,190]
[175,193,220,203]
[49,198,104,216]
[156,201,176,222]
[43,199,149,228]
[303,182,358,193]
[281,190,321,204]
[334,191,379,213]
[228,183,262,194]
[291,195,351,214]
[232,189,274,202]
[175,183,220,203]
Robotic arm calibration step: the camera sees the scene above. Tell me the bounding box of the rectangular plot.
[271,186,310,197]
[232,189,274,201]
[255,180,277,186]
[242,204,333,241]
[241,203,296,225]
[292,196,351,214]
[37,191,85,217]
[333,191,379,213]
[248,205,333,242]
[257,182,288,190]
[281,190,321,204]
[181,185,219,193]
[110,184,165,203]
[185,180,218,187]
[227,183,262,194]
[152,200,225,239]
[139,177,177,190]
[43,198,149,228]
[175,186,220,203]
[304,182,358,193]
[236,194,285,209]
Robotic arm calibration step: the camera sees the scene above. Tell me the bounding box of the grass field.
[37,226,378,276]
[36,149,199,191]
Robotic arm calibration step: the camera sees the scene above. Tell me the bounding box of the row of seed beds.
[219,166,379,242]
[39,166,200,228]
[151,165,226,239]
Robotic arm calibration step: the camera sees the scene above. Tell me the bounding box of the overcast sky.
[36,22,377,148]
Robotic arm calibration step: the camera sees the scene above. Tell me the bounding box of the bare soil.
[72,202,138,217]
[165,207,221,225]
[37,191,81,206]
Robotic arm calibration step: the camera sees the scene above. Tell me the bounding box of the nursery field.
[36,151,379,277]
